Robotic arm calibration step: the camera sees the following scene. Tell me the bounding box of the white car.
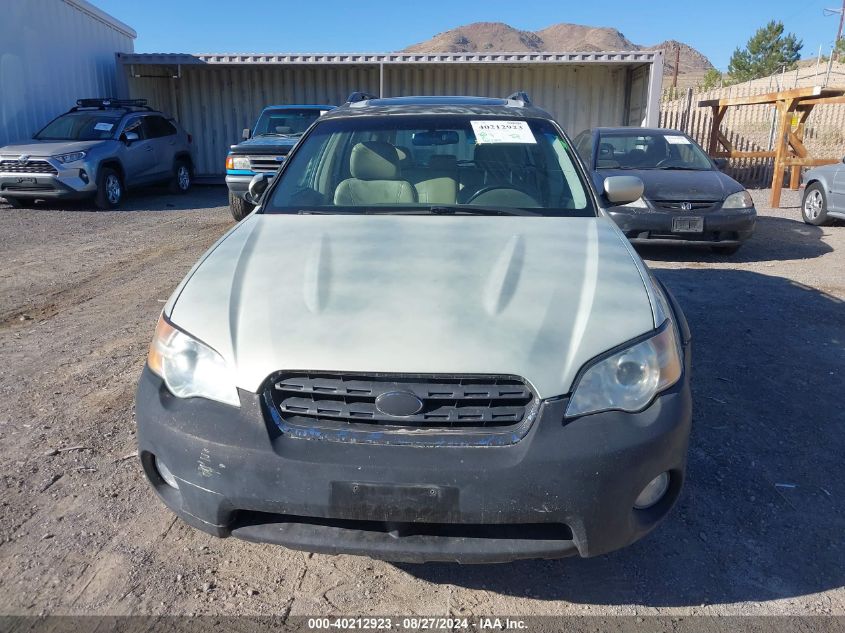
[136,93,692,563]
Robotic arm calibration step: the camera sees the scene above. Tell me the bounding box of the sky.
[95,0,844,71]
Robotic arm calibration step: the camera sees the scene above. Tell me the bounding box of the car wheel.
[95,167,123,209]
[229,191,254,222]
[4,197,34,208]
[711,243,741,255]
[169,160,191,194]
[801,183,830,226]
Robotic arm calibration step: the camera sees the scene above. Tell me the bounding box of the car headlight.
[226,155,250,170]
[722,190,753,209]
[617,196,649,209]
[53,151,86,164]
[566,321,682,418]
[147,315,240,407]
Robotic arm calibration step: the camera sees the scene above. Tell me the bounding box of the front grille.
[248,155,286,173]
[653,200,719,211]
[0,160,58,175]
[266,372,536,430]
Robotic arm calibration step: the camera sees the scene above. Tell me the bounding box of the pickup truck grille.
[248,155,287,173]
[0,160,58,175]
[265,372,536,430]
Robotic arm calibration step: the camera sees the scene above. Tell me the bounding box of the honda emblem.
[680,202,693,211]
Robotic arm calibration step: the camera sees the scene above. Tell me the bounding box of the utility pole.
[672,44,680,88]
[825,0,845,60]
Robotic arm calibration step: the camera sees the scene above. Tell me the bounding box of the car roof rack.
[72,98,152,112]
[346,92,378,104]
[505,91,531,105]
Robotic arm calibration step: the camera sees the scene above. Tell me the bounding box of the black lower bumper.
[136,348,692,563]
[607,206,756,246]
[0,176,90,200]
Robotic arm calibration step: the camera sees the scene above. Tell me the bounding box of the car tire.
[801,182,830,226]
[95,167,123,209]
[229,191,254,222]
[711,243,741,255]
[169,159,192,194]
[4,197,34,208]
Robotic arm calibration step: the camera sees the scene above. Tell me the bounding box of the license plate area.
[16,177,37,186]
[330,482,459,522]
[672,216,704,233]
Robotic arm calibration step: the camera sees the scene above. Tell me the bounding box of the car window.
[596,132,713,170]
[123,117,146,140]
[573,131,594,165]
[253,109,325,137]
[34,111,123,141]
[265,115,594,216]
[143,115,177,138]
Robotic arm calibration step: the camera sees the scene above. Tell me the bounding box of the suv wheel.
[169,160,191,194]
[229,191,254,222]
[801,183,830,226]
[4,197,35,208]
[96,168,123,209]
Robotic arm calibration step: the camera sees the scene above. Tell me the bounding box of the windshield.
[34,111,123,141]
[264,115,595,216]
[253,108,328,137]
[596,132,713,170]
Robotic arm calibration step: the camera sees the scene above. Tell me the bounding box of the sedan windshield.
[253,108,328,137]
[265,115,595,216]
[35,112,122,141]
[596,132,713,170]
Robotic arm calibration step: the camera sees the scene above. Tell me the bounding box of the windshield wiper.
[427,205,542,217]
[657,166,707,171]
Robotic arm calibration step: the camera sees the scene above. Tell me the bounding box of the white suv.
[136,93,692,563]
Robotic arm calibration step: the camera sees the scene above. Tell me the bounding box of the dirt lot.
[0,186,843,620]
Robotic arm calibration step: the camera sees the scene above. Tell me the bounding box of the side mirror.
[242,128,251,141]
[122,131,139,144]
[603,175,644,205]
[245,173,271,205]
[713,157,728,170]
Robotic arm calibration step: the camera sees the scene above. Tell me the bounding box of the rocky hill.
[403,22,714,80]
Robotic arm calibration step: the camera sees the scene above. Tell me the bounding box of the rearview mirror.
[122,131,139,144]
[713,157,728,170]
[242,128,251,141]
[245,173,271,205]
[603,176,644,205]
[412,131,459,146]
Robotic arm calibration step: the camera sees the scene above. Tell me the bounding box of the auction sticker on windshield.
[665,135,691,144]
[94,122,114,132]
[471,120,536,144]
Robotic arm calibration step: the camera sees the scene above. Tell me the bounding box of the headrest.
[275,125,293,134]
[428,154,457,170]
[598,142,615,157]
[350,141,401,180]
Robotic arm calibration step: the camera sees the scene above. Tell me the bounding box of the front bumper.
[607,206,756,246]
[0,169,95,199]
[225,173,254,198]
[136,345,692,563]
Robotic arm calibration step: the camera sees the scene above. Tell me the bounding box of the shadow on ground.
[637,215,835,263]
[399,269,845,607]
[0,184,227,213]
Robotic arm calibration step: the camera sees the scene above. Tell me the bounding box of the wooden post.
[708,106,726,155]
[789,108,813,189]
[771,98,796,208]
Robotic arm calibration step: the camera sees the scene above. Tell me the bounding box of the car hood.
[167,215,656,399]
[0,139,108,157]
[230,136,299,154]
[595,169,742,201]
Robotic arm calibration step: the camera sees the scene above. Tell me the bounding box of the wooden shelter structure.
[699,86,845,207]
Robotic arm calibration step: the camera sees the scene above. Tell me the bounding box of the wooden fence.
[659,79,845,188]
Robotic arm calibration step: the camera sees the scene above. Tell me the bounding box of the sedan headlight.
[618,196,649,209]
[722,190,753,209]
[566,321,682,418]
[147,315,240,407]
[53,151,86,164]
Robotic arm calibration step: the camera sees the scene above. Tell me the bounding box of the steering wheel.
[465,185,537,205]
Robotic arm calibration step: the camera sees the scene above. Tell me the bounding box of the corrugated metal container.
[0,0,135,148]
[122,52,663,177]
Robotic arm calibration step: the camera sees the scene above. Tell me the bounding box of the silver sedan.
[802,157,845,225]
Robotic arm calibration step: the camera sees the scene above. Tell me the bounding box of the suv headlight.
[226,155,251,170]
[566,321,682,418]
[722,190,753,209]
[147,315,240,407]
[53,151,86,164]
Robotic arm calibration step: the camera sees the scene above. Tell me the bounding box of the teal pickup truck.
[225,104,333,220]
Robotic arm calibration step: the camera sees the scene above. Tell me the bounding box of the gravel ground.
[0,186,842,619]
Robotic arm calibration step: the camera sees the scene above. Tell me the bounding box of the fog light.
[79,169,89,183]
[154,456,179,489]
[634,472,669,509]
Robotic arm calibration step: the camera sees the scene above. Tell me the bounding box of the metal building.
[0,0,136,148]
[119,51,664,178]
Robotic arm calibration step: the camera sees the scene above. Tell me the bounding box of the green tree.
[835,37,845,61]
[700,68,723,90]
[727,21,802,82]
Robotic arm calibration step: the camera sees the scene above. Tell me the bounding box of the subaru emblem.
[17,154,30,165]
[680,202,692,211]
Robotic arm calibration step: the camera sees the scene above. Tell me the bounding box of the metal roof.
[66,0,137,39]
[117,51,660,66]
